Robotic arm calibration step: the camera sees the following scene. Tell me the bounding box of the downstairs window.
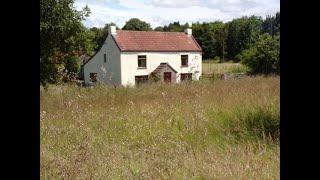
[90,73,97,82]
[181,73,192,81]
[135,75,148,85]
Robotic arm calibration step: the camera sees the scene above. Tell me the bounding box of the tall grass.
[40,76,280,179]
[202,62,249,74]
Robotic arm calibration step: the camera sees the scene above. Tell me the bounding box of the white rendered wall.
[120,52,202,86]
[83,35,121,85]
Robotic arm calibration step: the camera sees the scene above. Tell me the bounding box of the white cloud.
[149,0,200,8]
[74,0,280,29]
[76,0,120,4]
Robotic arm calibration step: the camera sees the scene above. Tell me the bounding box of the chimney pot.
[184,28,192,36]
[109,26,116,35]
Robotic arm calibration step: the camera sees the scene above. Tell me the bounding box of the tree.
[274,12,280,35]
[240,16,263,50]
[40,0,94,86]
[262,12,280,36]
[212,22,227,60]
[192,22,215,59]
[225,19,243,59]
[226,15,262,60]
[163,21,182,32]
[192,21,224,59]
[122,18,152,31]
[238,33,280,74]
[90,22,119,51]
[181,22,190,30]
[262,15,274,36]
[162,22,190,32]
[90,27,106,51]
[154,26,164,31]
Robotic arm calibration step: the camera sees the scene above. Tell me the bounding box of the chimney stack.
[109,26,116,35]
[184,28,192,36]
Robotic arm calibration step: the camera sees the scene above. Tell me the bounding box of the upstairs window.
[138,55,147,68]
[181,55,188,66]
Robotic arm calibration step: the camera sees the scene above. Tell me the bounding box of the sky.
[74,0,280,29]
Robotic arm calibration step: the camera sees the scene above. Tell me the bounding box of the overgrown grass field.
[40,76,279,179]
[202,60,249,74]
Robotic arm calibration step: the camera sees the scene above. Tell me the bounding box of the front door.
[164,72,171,83]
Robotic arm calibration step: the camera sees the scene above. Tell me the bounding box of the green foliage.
[154,26,164,31]
[274,12,280,35]
[90,23,119,51]
[215,24,228,61]
[213,56,220,61]
[150,72,161,82]
[40,0,94,86]
[63,55,80,79]
[122,18,152,31]
[226,15,263,60]
[225,21,240,59]
[262,12,280,36]
[195,13,277,61]
[89,27,106,51]
[162,22,190,32]
[192,22,224,59]
[238,34,280,74]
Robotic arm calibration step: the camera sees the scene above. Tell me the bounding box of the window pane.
[181,73,192,81]
[135,75,149,85]
[138,55,146,60]
[138,55,146,68]
[141,59,146,67]
[181,55,188,66]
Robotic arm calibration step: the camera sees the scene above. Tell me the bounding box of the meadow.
[202,60,249,74]
[40,75,280,179]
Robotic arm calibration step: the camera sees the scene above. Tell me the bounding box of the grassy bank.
[40,76,280,179]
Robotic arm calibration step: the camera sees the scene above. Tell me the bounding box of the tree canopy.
[224,16,263,60]
[122,18,152,31]
[238,33,280,74]
[90,22,119,51]
[40,0,94,86]
[154,26,164,31]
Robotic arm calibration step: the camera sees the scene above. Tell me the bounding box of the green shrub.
[238,33,280,75]
[213,56,220,61]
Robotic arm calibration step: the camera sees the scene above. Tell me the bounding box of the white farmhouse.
[83,26,202,86]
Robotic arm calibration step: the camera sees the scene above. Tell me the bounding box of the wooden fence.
[200,73,247,81]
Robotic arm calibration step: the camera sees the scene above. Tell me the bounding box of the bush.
[213,56,220,61]
[235,54,242,62]
[238,33,280,75]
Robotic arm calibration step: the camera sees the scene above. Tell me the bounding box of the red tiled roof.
[112,30,202,52]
